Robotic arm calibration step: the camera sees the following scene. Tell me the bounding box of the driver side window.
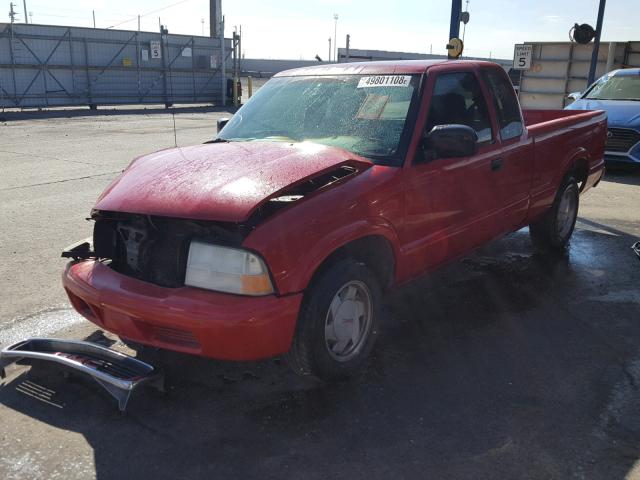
[425,72,493,144]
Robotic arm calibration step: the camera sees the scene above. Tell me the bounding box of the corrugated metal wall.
[518,41,640,109]
[336,48,513,69]
[241,58,330,77]
[0,23,231,108]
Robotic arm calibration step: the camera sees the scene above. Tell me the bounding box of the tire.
[286,259,382,381]
[529,175,579,252]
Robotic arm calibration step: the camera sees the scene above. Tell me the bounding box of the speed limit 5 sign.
[513,44,533,70]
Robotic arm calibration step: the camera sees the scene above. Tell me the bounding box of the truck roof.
[610,67,640,76]
[275,59,501,77]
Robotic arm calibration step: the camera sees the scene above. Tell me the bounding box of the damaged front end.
[61,237,94,261]
[246,163,359,227]
[63,212,249,288]
[62,161,366,289]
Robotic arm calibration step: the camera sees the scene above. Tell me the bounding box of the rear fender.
[557,146,590,191]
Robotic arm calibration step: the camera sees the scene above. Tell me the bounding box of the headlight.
[184,241,274,296]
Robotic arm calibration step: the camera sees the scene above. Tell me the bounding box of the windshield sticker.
[356,94,390,120]
[357,75,411,88]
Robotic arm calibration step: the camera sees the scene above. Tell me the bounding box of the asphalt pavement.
[0,107,639,479]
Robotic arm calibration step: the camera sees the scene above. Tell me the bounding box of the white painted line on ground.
[0,306,84,347]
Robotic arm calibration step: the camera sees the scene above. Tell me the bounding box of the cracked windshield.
[219,74,418,160]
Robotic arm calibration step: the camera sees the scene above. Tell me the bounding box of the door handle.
[491,158,503,171]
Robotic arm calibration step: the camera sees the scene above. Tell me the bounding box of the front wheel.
[529,176,579,252]
[286,259,381,381]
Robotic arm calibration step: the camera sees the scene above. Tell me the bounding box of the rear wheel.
[286,259,381,381]
[529,176,579,252]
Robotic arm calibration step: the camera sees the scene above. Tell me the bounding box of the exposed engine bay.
[90,211,246,288]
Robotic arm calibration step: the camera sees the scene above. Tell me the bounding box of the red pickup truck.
[62,60,606,380]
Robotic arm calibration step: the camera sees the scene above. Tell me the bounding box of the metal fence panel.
[518,41,640,110]
[0,23,231,108]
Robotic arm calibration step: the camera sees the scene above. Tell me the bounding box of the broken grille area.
[92,211,246,288]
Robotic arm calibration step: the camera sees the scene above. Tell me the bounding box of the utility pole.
[220,15,226,106]
[333,14,338,63]
[345,34,350,62]
[328,37,332,63]
[92,10,96,28]
[22,0,27,23]
[448,0,462,58]
[448,0,462,39]
[210,0,222,37]
[587,0,607,86]
[9,3,17,23]
[201,18,204,36]
[137,15,141,32]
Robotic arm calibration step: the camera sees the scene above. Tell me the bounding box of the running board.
[0,338,164,412]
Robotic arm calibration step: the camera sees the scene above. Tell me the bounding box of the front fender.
[242,164,404,295]
[280,218,401,294]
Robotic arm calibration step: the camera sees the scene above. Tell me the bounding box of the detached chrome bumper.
[0,338,164,411]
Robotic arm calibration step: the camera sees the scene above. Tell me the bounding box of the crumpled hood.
[95,141,372,222]
[567,99,640,127]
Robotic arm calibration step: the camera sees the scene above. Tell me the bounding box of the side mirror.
[424,124,478,159]
[566,91,582,101]
[217,117,230,133]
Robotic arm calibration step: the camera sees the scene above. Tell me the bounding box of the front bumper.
[62,260,303,361]
[604,134,640,166]
[604,153,640,167]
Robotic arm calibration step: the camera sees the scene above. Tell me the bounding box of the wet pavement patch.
[1,175,640,478]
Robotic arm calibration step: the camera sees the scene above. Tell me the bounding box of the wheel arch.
[563,147,590,191]
[305,234,398,295]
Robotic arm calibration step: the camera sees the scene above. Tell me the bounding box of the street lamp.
[333,13,338,62]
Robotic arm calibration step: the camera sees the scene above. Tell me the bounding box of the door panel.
[402,146,505,276]
[399,68,505,279]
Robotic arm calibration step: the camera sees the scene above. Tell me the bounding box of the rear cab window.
[481,68,524,141]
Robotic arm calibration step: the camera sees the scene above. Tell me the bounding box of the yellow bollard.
[248,76,253,99]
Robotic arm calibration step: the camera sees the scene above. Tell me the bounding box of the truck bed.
[521,108,606,224]
[523,109,606,135]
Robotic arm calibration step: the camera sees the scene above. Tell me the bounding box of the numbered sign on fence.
[513,44,532,70]
[150,41,162,59]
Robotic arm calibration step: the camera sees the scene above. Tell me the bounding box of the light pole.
[328,37,332,63]
[333,13,338,62]
[587,0,607,86]
[448,0,462,59]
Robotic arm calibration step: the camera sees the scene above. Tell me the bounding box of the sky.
[5,0,640,60]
